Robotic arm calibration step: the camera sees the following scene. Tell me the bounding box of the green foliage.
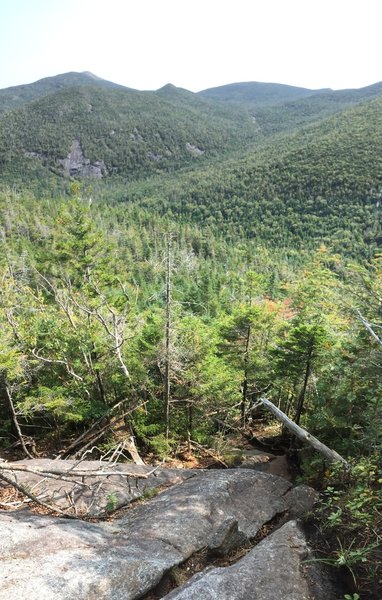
[141,487,160,501]
[117,97,382,257]
[2,73,382,259]
[146,434,177,459]
[314,457,382,595]
[106,491,119,513]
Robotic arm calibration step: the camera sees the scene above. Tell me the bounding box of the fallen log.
[259,397,349,466]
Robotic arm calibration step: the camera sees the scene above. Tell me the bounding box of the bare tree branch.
[31,348,84,382]
[356,309,382,347]
[0,472,80,519]
[70,291,131,379]
[0,463,157,479]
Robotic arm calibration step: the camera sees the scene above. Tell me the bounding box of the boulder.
[239,448,293,480]
[208,517,248,556]
[119,469,294,553]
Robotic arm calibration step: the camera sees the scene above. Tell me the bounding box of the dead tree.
[164,234,173,440]
[259,397,349,466]
[1,376,34,459]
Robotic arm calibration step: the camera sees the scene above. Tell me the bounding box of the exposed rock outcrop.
[163,520,334,600]
[0,458,197,516]
[60,139,106,178]
[0,464,332,600]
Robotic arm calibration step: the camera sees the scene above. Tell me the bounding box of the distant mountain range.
[2,71,382,115]
[1,71,382,185]
[1,71,382,253]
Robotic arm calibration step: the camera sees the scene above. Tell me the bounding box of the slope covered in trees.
[198,80,328,107]
[1,73,381,457]
[0,80,260,184]
[0,71,130,115]
[0,188,380,457]
[199,79,382,135]
[113,96,382,257]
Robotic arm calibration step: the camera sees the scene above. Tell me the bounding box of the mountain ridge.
[0,82,260,183]
[2,71,382,113]
[1,71,382,255]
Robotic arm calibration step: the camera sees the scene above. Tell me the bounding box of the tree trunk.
[164,234,172,440]
[259,397,349,466]
[122,436,145,465]
[294,349,312,425]
[241,324,251,426]
[2,377,34,459]
[187,402,193,453]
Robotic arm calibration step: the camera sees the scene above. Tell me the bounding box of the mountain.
[198,81,329,107]
[199,80,382,110]
[118,96,382,255]
[1,71,382,255]
[0,71,131,115]
[0,80,260,184]
[199,80,382,135]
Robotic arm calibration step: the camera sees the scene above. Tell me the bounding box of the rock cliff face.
[0,462,338,600]
[60,139,106,178]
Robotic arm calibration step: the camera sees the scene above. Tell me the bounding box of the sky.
[0,0,381,92]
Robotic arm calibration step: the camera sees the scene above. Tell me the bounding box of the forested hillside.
[0,73,381,598]
[199,79,382,134]
[0,71,129,115]
[0,79,260,184]
[117,96,382,256]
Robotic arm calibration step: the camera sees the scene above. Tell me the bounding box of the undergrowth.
[311,455,381,599]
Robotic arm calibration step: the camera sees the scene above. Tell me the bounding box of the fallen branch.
[0,462,160,518]
[58,400,148,460]
[190,440,228,468]
[0,472,79,519]
[259,397,349,466]
[57,399,126,458]
[0,463,158,479]
[0,464,89,487]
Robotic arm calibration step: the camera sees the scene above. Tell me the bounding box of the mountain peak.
[81,71,102,79]
[0,71,132,114]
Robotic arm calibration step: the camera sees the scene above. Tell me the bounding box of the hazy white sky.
[0,0,380,92]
